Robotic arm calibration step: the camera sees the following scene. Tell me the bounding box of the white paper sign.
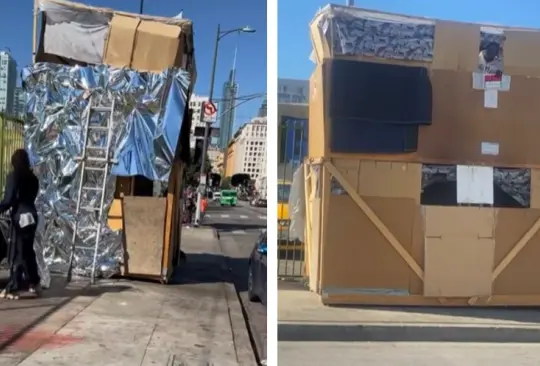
[457,165,494,205]
[472,73,511,91]
[484,89,498,108]
[481,142,499,156]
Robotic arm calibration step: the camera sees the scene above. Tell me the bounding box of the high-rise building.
[257,96,267,117]
[13,87,27,118]
[218,51,239,150]
[225,117,267,179]
[0,52,18,114]
[278,78,309,104]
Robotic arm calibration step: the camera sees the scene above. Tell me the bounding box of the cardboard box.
[37,0,193,74]
[104,15,187,72]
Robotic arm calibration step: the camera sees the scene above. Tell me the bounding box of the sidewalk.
[0,228,256,366]
[278,281,540,342]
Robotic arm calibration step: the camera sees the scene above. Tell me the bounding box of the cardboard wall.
[320,159,422,294]
[314,65,540,167]
[418,70,540,166]
[319,158,540,300]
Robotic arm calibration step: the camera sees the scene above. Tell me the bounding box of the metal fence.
[0,114,24,192]
[277,219,305,280]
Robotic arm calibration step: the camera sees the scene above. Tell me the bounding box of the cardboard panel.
[309,66,326,158]
[104,15,140,68]
[321,195,417,292]
[332,159,422,201]
[493,208,540,295]
[418,70,540,166]
[530,169,540,209]
[504,30,540,78]
[424,206,495,238]
[358,161,421,201]
[424,237,495,297]
[131,20,182,72]
[432,21,480,72]
[122,197,166,277]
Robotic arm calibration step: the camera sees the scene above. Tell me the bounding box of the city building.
[225,117,267,179]
[278,103,308,181]
[218,52,239,150]
[0,52,18,114]
[257,96,267,117]
[207,146,222,174]
[13,87,27,118]
[278,78,309,104]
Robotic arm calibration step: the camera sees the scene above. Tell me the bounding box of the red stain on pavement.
[0,326,82,352]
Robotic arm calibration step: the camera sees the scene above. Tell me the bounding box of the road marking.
[221,214,230,218]
[259,216,267,220]
[239,215,248,219]
[230,230,246,235]
[205,214,212,218]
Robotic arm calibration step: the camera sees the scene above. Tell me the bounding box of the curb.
[213,228,258,366]
[278,321,540,343]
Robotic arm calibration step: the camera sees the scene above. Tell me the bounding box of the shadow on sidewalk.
[278,323,540,343]
[0,274,131,354]
[207,223,265,232]
[172,253,250,292]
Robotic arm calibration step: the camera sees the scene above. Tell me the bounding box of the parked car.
[212,191,221,202]
[248,229,267,305]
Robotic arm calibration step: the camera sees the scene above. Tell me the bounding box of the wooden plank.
[492,216,540,280]
[322,293,540,307]
[123,197,166,277]
[325,161,424,281]
[303,163,312,277]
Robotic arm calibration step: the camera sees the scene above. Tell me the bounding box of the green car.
[220,190,238,206]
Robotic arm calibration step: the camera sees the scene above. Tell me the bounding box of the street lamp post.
[194,24,255,226]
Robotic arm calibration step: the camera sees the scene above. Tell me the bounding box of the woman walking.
[0,149,41,300]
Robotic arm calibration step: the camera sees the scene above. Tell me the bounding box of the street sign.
[203,101,217,121]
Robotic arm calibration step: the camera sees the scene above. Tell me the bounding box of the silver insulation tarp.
[22,63,190,285]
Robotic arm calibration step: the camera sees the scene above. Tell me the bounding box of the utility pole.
[193,25,255,226]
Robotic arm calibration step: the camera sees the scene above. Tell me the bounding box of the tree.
[231,173,251,187]
[220,177,232,189]
[185,149,212,186]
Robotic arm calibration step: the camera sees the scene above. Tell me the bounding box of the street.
[278,283,540,366]
[202,201,267,363]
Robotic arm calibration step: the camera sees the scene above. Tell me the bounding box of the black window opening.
[421,164,531,209]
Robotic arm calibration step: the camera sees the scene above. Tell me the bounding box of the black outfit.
[0,171,40,293]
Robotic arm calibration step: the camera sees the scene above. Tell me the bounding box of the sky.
[4,0,267,131]
[278,0,540,79]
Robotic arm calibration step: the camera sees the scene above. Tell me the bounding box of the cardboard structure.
[32,0,195,283]
[305,5,540,306]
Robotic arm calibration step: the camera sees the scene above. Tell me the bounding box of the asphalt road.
[202,202,267,364]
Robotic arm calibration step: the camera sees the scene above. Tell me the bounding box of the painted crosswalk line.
[240,215,249,219]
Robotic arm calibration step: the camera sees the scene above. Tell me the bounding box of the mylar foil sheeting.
[22,63,190,285]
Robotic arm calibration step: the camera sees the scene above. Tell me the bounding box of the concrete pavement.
[278,282,540,365]
[0,228,257,366]
[202,203,267,364]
